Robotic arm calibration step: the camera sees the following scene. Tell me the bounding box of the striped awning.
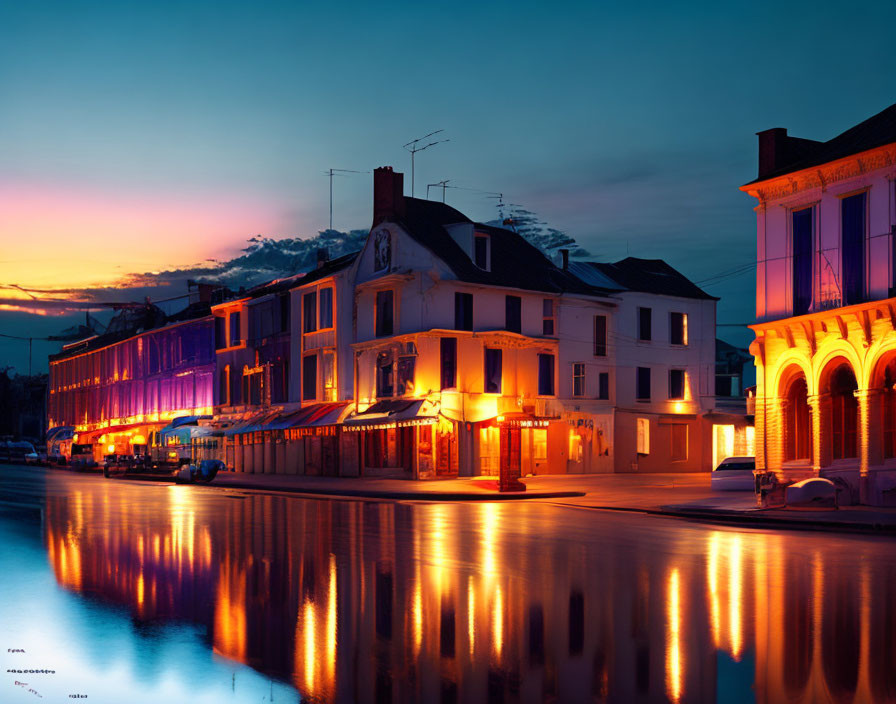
[267,402,350,430]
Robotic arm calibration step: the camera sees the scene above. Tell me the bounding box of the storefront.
[343,399,451,479]
[224,404,350,475]
[75,421,169,464]
[559,410,613,474]
[475,414,550,477]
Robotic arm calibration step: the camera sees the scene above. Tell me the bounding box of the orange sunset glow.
[0,182,284,291]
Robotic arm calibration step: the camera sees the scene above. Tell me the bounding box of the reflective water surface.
[2,467,896,703]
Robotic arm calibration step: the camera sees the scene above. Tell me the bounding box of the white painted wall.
[756,169,896,322]
[608,292,716,415]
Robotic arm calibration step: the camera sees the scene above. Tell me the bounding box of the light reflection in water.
[665,567,682,704]
[38,486,896,703]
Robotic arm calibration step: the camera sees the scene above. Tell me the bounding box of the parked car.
[0,440,38,464]
[711,456,756,491]
[24,449,46,466]
[785,477,837,508]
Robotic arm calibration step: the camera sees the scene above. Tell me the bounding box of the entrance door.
[499,426,523,490]
[436,424,458,477]
[321,434,338,476]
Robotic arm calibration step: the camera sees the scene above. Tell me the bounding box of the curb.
[43,464,585,501]
[568,503,896,535]
[209,479,586,502]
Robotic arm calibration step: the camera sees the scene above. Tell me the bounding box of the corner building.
[744,103,896,504]
[348,167,621,478]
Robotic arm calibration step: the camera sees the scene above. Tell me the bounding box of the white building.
[210,166,741,479]
[743,103,896,504]
[568,258,738,472]
[345,167,732,478]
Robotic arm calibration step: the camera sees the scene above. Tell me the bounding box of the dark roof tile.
[584,258,717,300]
[393,197,610,296]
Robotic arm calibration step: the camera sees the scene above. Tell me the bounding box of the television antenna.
[426,180,451,202]
[403,130,449,197]
[425,181,503,209]
[325,168,368,231]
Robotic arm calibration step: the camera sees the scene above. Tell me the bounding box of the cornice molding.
[741,143,896,203]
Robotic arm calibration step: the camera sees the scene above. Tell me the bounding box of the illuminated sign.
[498,418,550,428]
[343,418,437,432]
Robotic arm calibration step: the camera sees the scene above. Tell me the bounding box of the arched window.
[829,364,858,460]
[784,376,811,461]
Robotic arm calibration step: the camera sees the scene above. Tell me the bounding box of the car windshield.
[716,461,755,471]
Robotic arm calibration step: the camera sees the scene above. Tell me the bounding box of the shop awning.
[343,399,438,430]
[46,426,75,443]
[223,410,281,436]
[76,422,160,442]
[266,403,350,430]
[170,415,212,428]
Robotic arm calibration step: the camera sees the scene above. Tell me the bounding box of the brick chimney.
[757,128,789,180]
[373,166,405,226]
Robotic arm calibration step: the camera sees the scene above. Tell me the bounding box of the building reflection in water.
[42,487,891,703]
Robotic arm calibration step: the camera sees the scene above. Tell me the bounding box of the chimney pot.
[757,127,788,180]
[559,249,569,270]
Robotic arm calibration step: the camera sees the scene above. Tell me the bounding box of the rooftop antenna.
[486,193,505,220]
[426,179,451,202]
[325,168,368,231]
[403,130,449,197]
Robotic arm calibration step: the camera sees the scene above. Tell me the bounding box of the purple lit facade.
[47,315,215,453]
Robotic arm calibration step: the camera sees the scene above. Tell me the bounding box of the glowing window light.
[106,444,115,454]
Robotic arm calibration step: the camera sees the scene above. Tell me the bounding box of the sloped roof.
[582,258,717,300]
[50,303,212,362]
[247,251,359,298]
[392,197,611,296]
[747,102,896,183]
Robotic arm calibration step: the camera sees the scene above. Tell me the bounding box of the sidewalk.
[210,471,586,501]
[525,474,896,534]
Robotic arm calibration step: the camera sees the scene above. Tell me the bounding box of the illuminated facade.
[47,305,214,461]
[214,254,359,476]
[347,167,622,479]
[744,103,896,504]
[46,167,736,477]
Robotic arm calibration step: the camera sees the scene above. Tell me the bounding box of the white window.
[636,417,650,455]
[573,363,585,397]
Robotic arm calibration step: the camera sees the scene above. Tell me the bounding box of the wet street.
[2,466,895,703]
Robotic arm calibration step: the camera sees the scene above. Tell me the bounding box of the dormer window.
[474,234,490,270]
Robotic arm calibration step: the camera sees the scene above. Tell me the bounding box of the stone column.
[768,397,786,474]
[808,393,831,476]
[753,396,767,471]
[854,388,878,504]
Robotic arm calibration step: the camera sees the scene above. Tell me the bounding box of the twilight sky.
[1,0,894,372]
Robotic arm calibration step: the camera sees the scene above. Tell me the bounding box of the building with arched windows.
[743,103,896,505]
